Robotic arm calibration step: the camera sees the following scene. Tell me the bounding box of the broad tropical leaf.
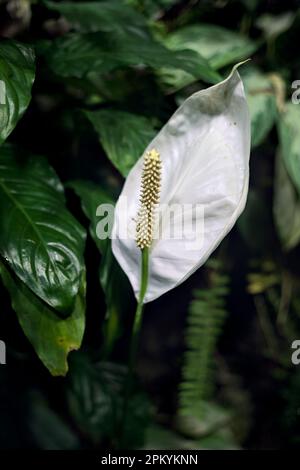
[44,0,148,34]
[0,262,86,376]
[0,40,35,145]
[85,110,157,177]
[163,24,257,70]
[43,30,222,81]
[0,146,86,314]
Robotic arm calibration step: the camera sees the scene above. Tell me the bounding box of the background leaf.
[85,109,157,177]
[242,68,277,148]
[67,354,149,447]
[158,55,221,91]
[0,262,86,376]
[256,12,295,41]
[0,146,86,314]
[68,180,131,356]
[27,391,80,449]
[163,24,257,70]
[277,103,300,197]
[42,30,222,80]
[273,152,300,251]
[0,40,35,145]
[44,0,149,33]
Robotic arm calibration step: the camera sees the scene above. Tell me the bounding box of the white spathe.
[112,64,251,303]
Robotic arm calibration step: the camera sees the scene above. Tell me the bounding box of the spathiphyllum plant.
[113,64,250,311]
[112,65,250,407]
[3,0,300,451]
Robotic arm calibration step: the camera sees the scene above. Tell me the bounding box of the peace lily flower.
[112,64,250,304]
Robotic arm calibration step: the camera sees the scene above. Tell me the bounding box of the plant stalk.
[120,248,149,446]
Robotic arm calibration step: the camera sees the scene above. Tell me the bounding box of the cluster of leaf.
[1,0,300,450]
[0,0,257,374]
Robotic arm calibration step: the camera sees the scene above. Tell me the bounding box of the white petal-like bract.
[112,65,250,302]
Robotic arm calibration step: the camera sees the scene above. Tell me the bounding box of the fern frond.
[178,263,229,418]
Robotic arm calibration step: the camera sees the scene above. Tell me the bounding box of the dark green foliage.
[0,40,35,144]
[0,0,300,451]
[85,110,157,177]
[0,145,86,315]
[0,261,86,376]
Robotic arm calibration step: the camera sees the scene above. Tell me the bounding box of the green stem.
[129,248,149,373]
[119,248,149,447]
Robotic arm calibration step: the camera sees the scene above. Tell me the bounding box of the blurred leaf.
[68,180,114,253]
[256,12,295,41]
[158,56,221,91]
[126,0,178,17]
[0,145,86,314]
[43,30,220,80]
[243,68,277,147]
[174,402,230,439]
[277,103,300,197]
[0,262,86,376]
[163,24,257,70]
[144,420,238,450]
[247,271,280,295]
[240,0,260,11]
[68,180,131,354]
[85,109,156,177]
[45,0,149,34]
[67,354,149,447]
[27,391,80,449]
[0,40,35,145]
[273,152,300,251]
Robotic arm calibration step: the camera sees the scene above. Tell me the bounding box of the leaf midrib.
[0,177,58,281]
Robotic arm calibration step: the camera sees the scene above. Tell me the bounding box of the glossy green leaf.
[0,146,86,314]
[163,24,257,70]
[273,152,300,251]
[0,262,86,376]
[68,180,131,354]
[43,30,221,80]
[44,0,148,33]
[277,103,300,197]
[0,40,35,145]
[85,110,156,177]
[243,68,277,147]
